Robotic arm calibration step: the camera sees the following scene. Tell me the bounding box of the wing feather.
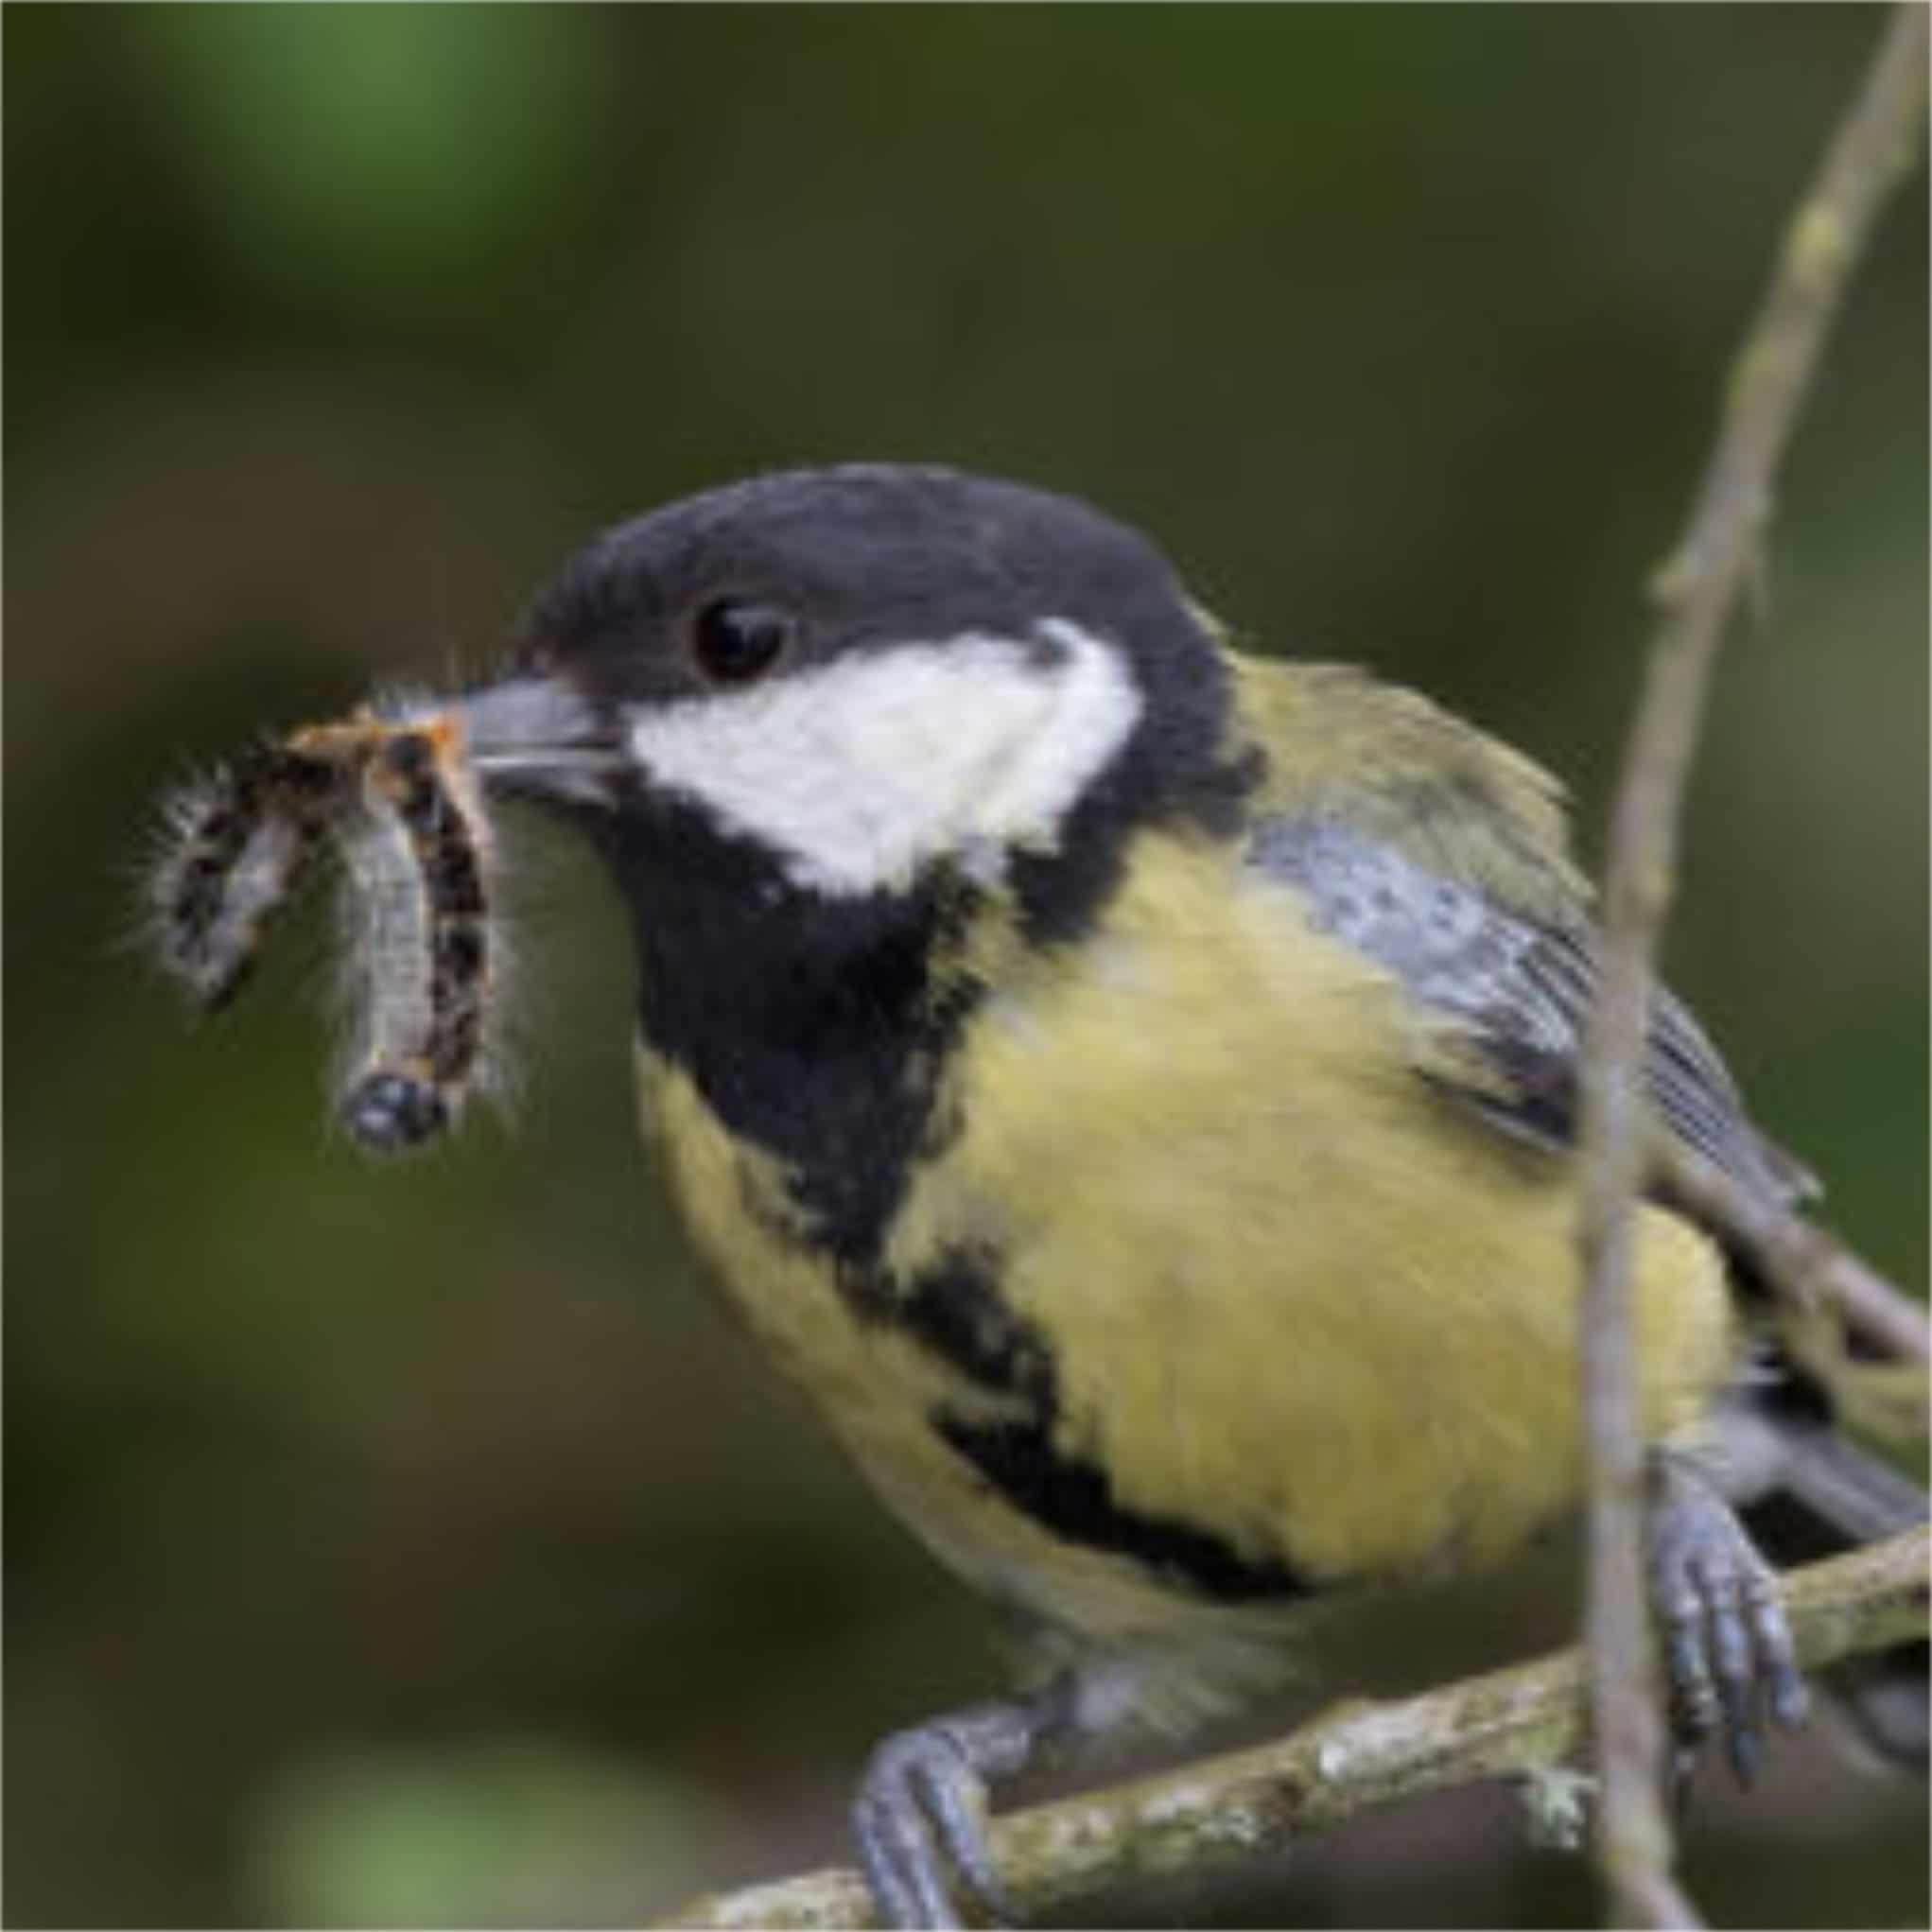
[1245,809,1815,1207]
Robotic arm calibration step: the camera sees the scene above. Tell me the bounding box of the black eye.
[689,598,792,685]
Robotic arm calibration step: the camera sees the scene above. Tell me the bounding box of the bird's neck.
[601,638,1258,1264]
[607,812,976,1266]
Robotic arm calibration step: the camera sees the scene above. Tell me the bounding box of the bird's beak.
[454,673,626,809]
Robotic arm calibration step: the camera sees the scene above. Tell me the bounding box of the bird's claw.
[853,1703,1035,1928]
[1649,1459,1808,1785]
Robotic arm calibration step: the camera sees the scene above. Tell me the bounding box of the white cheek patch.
[623,618,1143,896]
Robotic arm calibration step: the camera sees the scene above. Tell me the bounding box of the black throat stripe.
[607,790,982,1264]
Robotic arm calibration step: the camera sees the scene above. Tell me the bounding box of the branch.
[1574,9,1929,1925]
[1651,1136,1931,1390]
[667,1530,1930,1930]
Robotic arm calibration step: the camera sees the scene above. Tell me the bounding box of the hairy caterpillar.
[149,705,501,1155]
[149,741,339,1010]
[318,714,498,1153]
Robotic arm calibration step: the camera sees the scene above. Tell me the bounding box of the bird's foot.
[853,1692,1055,1928]
[1648,1454,1808,1785]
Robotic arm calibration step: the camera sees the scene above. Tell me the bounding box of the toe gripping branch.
[849,1469,1814,1928]
[853,1681,1076,1930]
[1648,1454,1809,1785]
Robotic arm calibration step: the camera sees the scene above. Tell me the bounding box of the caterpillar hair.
[315,711,499,1157]
[148,742,339,1010]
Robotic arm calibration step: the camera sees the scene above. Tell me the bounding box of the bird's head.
[461,465,1244,942]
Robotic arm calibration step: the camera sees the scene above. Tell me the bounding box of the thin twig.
[1575,9,1929,1927]
[666,1530,1930,1931]
[1651,1135,1931,1378]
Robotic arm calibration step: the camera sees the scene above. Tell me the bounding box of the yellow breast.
[638,828,1736,1638]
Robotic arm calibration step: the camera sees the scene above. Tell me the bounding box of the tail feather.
[1767,1419,1928,1547]
[1736,1407,1928,1770]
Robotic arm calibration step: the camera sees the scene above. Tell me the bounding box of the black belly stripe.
[862,1244,1314,1603]
[843,1244,1056,1409]
[934,1413,1313,1603]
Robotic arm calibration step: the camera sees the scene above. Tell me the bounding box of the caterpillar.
[149,740,339,1011]
[148,705,501,1157]
[318,713,498,1155]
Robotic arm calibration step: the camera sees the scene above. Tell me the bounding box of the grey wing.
[1247,814,1817,1208]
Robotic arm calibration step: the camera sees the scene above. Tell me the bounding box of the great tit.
[446,464,1923,1926]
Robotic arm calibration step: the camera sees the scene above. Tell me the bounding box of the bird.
[446,462,1924,1926]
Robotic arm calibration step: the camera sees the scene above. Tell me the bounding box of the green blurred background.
[6,7,1925,1926]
